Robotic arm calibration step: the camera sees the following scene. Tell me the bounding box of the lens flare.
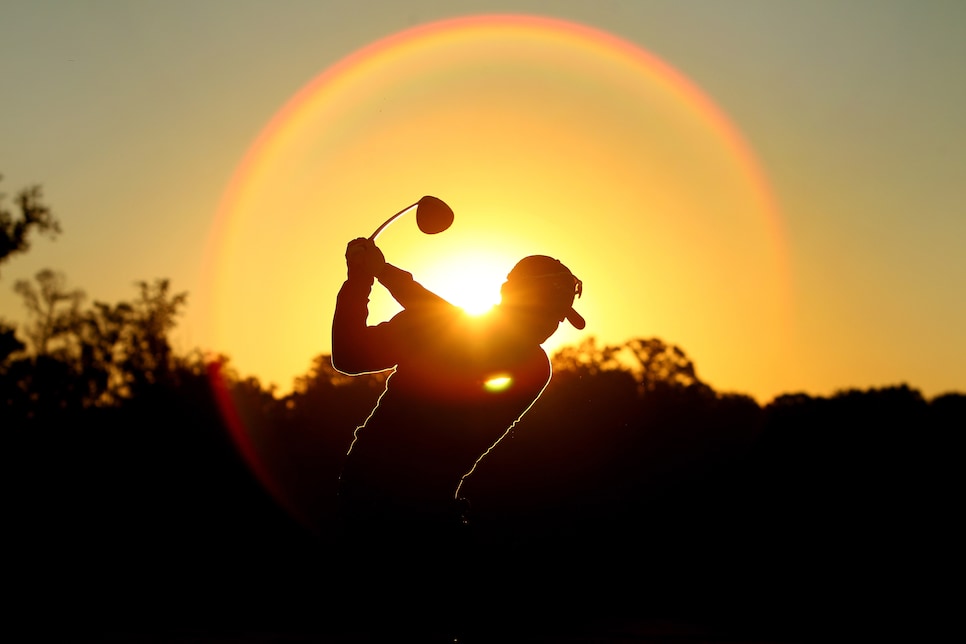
[484,375,513,392]
[202,13,791,525]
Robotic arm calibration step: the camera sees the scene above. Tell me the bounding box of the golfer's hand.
[345,238,386,280]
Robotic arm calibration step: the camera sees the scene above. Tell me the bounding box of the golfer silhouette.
[333,237,584,532]
[332,237,584,637]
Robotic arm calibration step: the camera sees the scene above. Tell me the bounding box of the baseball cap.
[506,255,585,330]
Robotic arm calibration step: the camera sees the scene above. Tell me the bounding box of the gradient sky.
[2,0,963,403]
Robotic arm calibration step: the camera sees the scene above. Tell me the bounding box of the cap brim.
[566,308,586,330]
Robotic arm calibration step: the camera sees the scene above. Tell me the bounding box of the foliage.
[552,335,712,395]
[3,272,188,413]
[0,321,25,363]
[14,269,85,356]
[0,175,60,275]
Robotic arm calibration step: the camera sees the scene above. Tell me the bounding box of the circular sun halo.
[204,14,792,532]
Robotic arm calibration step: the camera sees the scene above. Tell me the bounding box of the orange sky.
[200,15,792,401]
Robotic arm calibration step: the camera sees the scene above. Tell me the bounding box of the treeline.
[3,178,961,638]
[4,298,959,637]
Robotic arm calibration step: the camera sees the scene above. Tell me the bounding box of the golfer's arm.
[377,264,450,310]
[331,277,396,375]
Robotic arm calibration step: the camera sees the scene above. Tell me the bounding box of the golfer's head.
[501,255,585,340]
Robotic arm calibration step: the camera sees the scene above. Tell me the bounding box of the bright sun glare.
[365,242,520,318]
[425,256,504,316]
[360,240,520,329]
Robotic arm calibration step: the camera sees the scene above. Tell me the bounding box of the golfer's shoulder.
[389,301,463,335]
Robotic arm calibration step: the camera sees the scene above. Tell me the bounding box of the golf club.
[368,195,454,240]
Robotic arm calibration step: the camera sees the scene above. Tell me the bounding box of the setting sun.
[416,249,508,316]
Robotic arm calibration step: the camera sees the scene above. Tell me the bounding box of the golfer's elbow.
[331,349,367,375]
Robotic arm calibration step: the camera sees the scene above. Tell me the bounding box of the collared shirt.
[332,265,551,522]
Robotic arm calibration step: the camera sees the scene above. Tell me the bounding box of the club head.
[415,196,454,235]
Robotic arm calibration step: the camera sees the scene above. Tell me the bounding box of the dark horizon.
[5,285,960,640]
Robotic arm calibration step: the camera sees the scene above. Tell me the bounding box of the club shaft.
[368,202,418,240]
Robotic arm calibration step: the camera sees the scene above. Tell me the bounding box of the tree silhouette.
[75,299,137,405]
[14,269,85,357]
[0,321,24,364]
[123,278,188,392]
[0,175,60,275]
[553,336,713,396]
[4,274,188,418]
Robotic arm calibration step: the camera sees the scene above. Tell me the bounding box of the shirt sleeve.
[330,265,453,375]
[331,275,394,375]
[377,263,450,310]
